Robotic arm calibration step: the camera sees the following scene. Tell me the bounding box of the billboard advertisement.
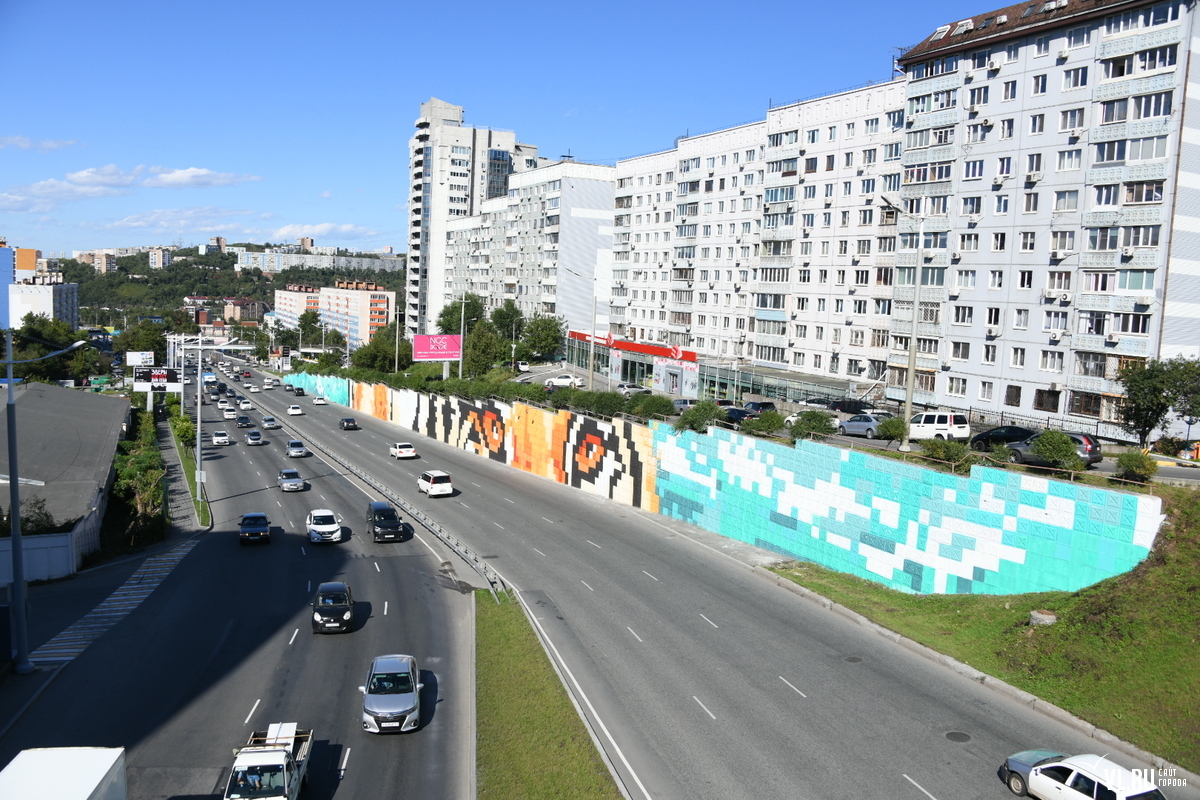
[126,351,156,367]
[413,334,462,361]
[133,367,181,393]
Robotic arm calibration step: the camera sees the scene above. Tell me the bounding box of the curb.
[751,565,1200,785]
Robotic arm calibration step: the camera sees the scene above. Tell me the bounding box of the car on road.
[908,412,972,440]
[249,386,260,393]
[306,508,343,543]
[970,425,1039,451]
[208,392,219,403]
[293,387,306,397]
[1006,431,1104,468]
[516,360,530,373]
[261,416,280,430]
[339,418,359,430]
[223,408,238,420]
[239,399,253,410]
[235,415,253,428]
[389,442,417,459]
[367,500,404,542]
[263,381,274,390]
[743,401,777,416]
[277,469,305,492]
[999,751,1163,800]
[245,430,264,446]
[417,469,453,497]
[242,381,253,389]
[287,440,308,457]
[837,414,893,439]
[312,396,328,405]
[283,384,294,393]
[544,374,584,389]
[311,581,355,634]
[217,398,229,409]
[211,431,230,446]
[183,377,192,385]
[238,512,271,544]
[359,654,423,733]
[616,382,652,397]
[286,405,303,416]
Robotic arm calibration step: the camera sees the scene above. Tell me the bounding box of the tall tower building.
[405,98,547,336]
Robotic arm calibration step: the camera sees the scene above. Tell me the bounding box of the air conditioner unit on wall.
[1059,292,1073,303]
[1049,331,1062,342]
[1058,49,1070,60]
[1106,333,1120,343]
[987,60,1000,71]
[987,327,999,337]
[1026,172,1043,183]
[1121,246,1136,257]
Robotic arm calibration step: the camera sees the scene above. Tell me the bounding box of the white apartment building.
[234,251,404,272]
[272,286,320,330]
[892,0,1196,433]
[445,161,615,337]
[10,282,79,330]
[148,248,173,269]
[319,281,396,349]
[405,98,549,338]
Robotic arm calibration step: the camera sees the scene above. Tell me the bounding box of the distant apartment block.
[10,281,79,330]
[272,285,320,330]
[234,250,404,273]
[148,248,173,269]
[320,280,397,348]
[224,298,270,322]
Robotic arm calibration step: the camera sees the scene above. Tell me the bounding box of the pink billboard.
[413,334,462,361]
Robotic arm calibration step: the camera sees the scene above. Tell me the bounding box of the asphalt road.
[233,357,1199,800]
[0,373,474,800]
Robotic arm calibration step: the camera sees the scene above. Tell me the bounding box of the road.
[0,370,475,800]
[234,357,1198,800]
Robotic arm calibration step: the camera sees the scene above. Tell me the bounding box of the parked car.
[314,396,328,405]
[417,469,453,497]
[286,405,303,416]
[389,442,417,459]
[743,401,777,415]
[238,512,271,545]
[673,398,698,412]
[287,440,308,458]
[306,508,343,543]
[999,751,1163,800]
[358,654,423,733]
[837,414,892,439]
[828,398,878,415]
[970,425,1039,451]
[277,469,305,492]
[245,430,264,446]
[544,373,584,389]
[616,382,651,397]
[724,408,756,425]
[784,410,836,426]
[908,412,972,440]
[713,399,737,407]
[1006,431,1104,468]
[340,418,359,430]
[261,416,280,430]
[311,581,354,634]
[799,397,834,408]
[211,430,230,446]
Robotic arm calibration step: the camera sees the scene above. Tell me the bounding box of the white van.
[908,411,971,440]
[417,470,453,498]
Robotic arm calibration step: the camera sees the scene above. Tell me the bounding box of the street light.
[560,265,600,390]
[5,332,88,674]
[880,194,928,453]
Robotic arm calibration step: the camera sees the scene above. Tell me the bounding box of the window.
[1024,193,1039,213]
[1011,347,1026,367]
[1021,232,1036,252]
[954,305,974,324]
[980,381,994,401]
[1055,190,1079,210]
[1084,272,1117,292]
[865,118,880,134]
[1104,55,1133,79]
[969,86,989,106]
[999,119,1014,139]
[1006,43,1020,62]
[962,196,982,215]
[1030,114,1045,134]
[862,149,876,165]
[993,232,1007,251]
[1038,350,1064,372]
[1035,35,1051,56]
[949,377,967,396]
[1095,140,1126,164]
[995,194,1009,214]
[1067,26,1090,48]
[967,124,988,143]
[1128,136,1167,161]
[1003,80,1017,100]
[1123,225,1161,246]
[957,269,977,287]
[964,160,985,179]
[1134,91,1173,119]
[884,143,902,161]
[983,345,997,365]
[1141,44,1178,71]
[989,271,1004,289]
[1048,271,1071,290]
[1063,67,1088,89]
[1119,269,1155,290]
[1101,98,1128,124]
[1044,310,1069,331]
[1070,391,1102,417]
[952,341,971,360]
[1052,231,1076,252]
[1061,108,1085,130]
[1019,270,1033,288]
[1032,74,1047,95]
[1075,351,1106,378]
[997,157,1012,176]
[1057,150,1082,171]
[1027,153,1043,173]
[1014,308,1029,329]
[960,233,979,252]
[1095,184,1119,206]
[886,110,905,129]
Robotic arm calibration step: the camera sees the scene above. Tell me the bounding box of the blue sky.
[2,0,969,256]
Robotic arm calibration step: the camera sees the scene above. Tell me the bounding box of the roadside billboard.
[133,367,181,393]
[413,334,462,361]
[126,351,155,367]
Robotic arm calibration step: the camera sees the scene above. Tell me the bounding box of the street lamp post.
[881,195,928,453]
[5,331,88,674]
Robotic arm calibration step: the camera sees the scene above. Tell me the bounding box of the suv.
[311,581,354,634]
[1006,431,1103,468]
[238,512,271,544]
[340,418,359,430]
[907,412,971,440]
[293,387,306,397]
[417,469,453,498]
[306,508,343,543]
[743,401,777,416]
[367,500,404,542]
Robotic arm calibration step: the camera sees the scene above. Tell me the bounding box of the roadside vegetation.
[88,404,166,565]
[475,591,622,799]
[771,484,1200,771]
[164,395,209,527]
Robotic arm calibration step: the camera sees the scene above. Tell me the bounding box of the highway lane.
[237,358,1200,800]
[0,379,474,800]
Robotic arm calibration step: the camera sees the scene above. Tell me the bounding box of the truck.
[225,723,312,800]
[0,746,127,800]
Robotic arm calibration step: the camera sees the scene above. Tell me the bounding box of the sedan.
[239,400,253,410]
[306,509,343,543]
[211,431,230,446]
[244,430,264,446]
[389,442,417,459]
[261,416,280,430]
[277,469,305,492]
[1007,431,1104,468]
[799,397,834,408]
[242,381,253,388]
[837,414,892,439]
[724,408,756,425]
[359,654,423,733]
[970,425,1039,451]
[223,408,238,420]
[616,382,651,397]
[340,418,359,430]
[286,440,308,458]
[249,386,260,393]
[286,405,303,416]
[313,396,328,405]
[217,399,229,410]
[235,415,253,428]
[544,374,584,389]
[238,512,271,545]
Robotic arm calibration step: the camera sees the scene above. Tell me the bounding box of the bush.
[789,410,836,439]
[988,442,1012,467]
[741,410,787,437]
[876,417,908,441]
[170,414,195,444]
[1030,430,1084,472]
[920,438,974,473]
[628,394,675,419]
[674,401,726,433]
[1151,436,1188,456]
[571,391,626,418]
[1116,451,1159,483]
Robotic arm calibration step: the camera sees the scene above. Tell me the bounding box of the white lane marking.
[300,547,306,556]
[384,601,388,616]
[339,747,351,777]
[494,522,504,529]
[700,613,719,629]
[243,699,261,724]
[411,531,443,560]
[643,571,658,581]
[542,517,554,524]
[627,627,643,642]
[903,775,939,800]
[532,548,546,557]
[471,482,480,487]
[307,581,311,592]
[374,561,380,573]
[693,696,716,720]
[581,580,594,592]
[277,500,283,507]
[505,497,514,503]
[587,540,602,549]
[779,675,807,698]
[288,629,298,646]
[459,501,469,508]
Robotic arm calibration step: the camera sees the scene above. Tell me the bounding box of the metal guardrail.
[298,429,507,598]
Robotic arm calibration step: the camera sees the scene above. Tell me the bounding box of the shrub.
[876,417,908,441]
[572,391,626,418]
[988,442,1012,467]
[1116,451,1159,483]
[170,414,195,444]
[1030,430,1084,472]
[741,410,787,437]
[674,401,725,433]
[789,410,836,439]
[1151,436,1187,456]
[628,394,675,419]
[920,438,974,473]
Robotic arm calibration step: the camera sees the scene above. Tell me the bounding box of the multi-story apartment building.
[148,248,173,269]
[319,280,396,348]
[405,98,548,338]
[445,161,615,336]
[233,250,405,273]
[10,279,79,330]
[272,284,320,330]
[892,0,1196,431]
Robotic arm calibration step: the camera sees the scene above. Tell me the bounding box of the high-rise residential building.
[297,237,314,251]
[445,161,615,337]
[891,0,1196,431]
[148,248,173,269]
[272,285,320,330]
[93,253,117,274]
[319,281,396,349]
[209,236,228,254]
[10,280,79,330]
[405,98,548,337]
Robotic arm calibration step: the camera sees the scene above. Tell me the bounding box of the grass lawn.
[771,485,1200,771]
[476,591,622,800]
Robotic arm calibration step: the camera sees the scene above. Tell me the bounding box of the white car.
[240,400,253,410]
[313,396,327,405]
[516,361,530,373]
[183,377,192,385]
[249,386,260,393]
[389,442,417,459]
[306,508,343,543]
[223,408,238,419]
[417,469,453,497]
[211,431,230,446]
[286,405,303,416]
[544,374,584,389]
[217,399,229,409]
[243,381,253,388]
[261,416,280,430]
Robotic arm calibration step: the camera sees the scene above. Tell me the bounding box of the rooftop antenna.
[560,149,575,161]
[891,46,912,77]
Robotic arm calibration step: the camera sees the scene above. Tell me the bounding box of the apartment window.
[1035,35,1051,56]
[859,209,874,225]
[1030,114,1045,134]
[1011,347,1026,367]
[884,143,902,161]
[989,271,1004,289]
[828,126,838,141]
[980,381,994,401]
[957,269,977,287]
[875,299,892,314]
[1134,91,1173,119]
[964,160,985,179]
[1128,136,1167,161]
[1048,271,1071,290]
[1024,192,1039,213]
[862,149,876,165]
[1006,43,1020,62]
[997,157,1012,177]
[1104,55,1133,79]
[960,233,979,252]
[983,345,997,365]
[952,341,971,360]
[1095,184,1119,206]
[998,119,1014,141]
[887,110,905,129]
[1123,225,1161,247]
[1051,231,1076,252]
[1032,74,1047,95]
[1021,232,1037,252]
[967,124,988,143]
[865,118,880,134]
[1061,108,1085,130]
[1019,270,1033,289]
[1084,271,1117,292]
[954,305,974,324]
[1027,153,1043,173]
[1101,98,1128,124]
[962,196,982,215]
[1095,140,1126,164]
[1055,190,1079,210]
[844,153,855,168]
[947,377,966,397]
[995,194,1009,214]
[1005,384,1023,407]
[1063,67,1089,90]
[1003,80,1017,100]
[993,232,1007,251]
[969,86,989,106]
[825,155,836,170]
[1057,150,1082,171]
[1113,313,1152,334]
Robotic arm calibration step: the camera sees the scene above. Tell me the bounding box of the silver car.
[359,654,423,733]
[837,413,893,439]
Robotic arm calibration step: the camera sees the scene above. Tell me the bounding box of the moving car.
[544,374,584,389]
[277,469,305,492]
[313,396,327,405]
[238,512,271,544]
[261,416,280,430]
[908,412,971,440]
[293,387,306,397]
[970,425,1039,451]
[389,442,417,459]
[366,500,404,542]
[516,361,530,373]
[211,431,230,446]
[311,581,354,633]
[249,386,260,393]
[1006,431,1104,468]
[837,414,893,439]
[306,509,342,543]
[217,398,229,409]
[245,430,264,446]
[287,440,308,457]
[283,384,294,393]
[359,654,423,733]
[999,751,1166,800]
[240,399,253,410]
[616,382,652,397]
[417,469,453,497]
[286,405,303,416]
[339,418,359,430]
[223,408,238,420]
[235,415,253,428]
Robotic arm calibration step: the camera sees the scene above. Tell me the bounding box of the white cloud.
[65,164,143,187]
[272,222,377,240]
[0,136,78,151]
[142,167,261,188]
[319,190,332,198]
[98,206,259,232]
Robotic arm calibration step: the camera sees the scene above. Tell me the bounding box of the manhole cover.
[843,656,863,663]
[946,731,971,743]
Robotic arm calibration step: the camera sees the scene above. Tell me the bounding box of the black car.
[216,382,227,393]
[340,418,359,430]
[293,387,306,397]
[828,398,874,414]
[724,408,756,424]
[235,415,253,428]
[238,512,271,544]
[743,401,777,415]
[225,388,237,398]
[312,581,354,633]
[367,500,404,542]
[970,425,1039,451]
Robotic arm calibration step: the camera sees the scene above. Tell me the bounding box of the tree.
[1030,430,1084,472]
[1117,358,1177,447]
[350,322,411,373]
[324,327,347,351]
[113,320,167,365]
[462,320,503,378]
[490,300,525,342]
[297,310,322,348]
[674,401,726,433]
[437,294,486,337]
[789,410,836,439]
[523,314,566,361]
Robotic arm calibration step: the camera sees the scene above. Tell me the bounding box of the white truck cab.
[225,723,311,800]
